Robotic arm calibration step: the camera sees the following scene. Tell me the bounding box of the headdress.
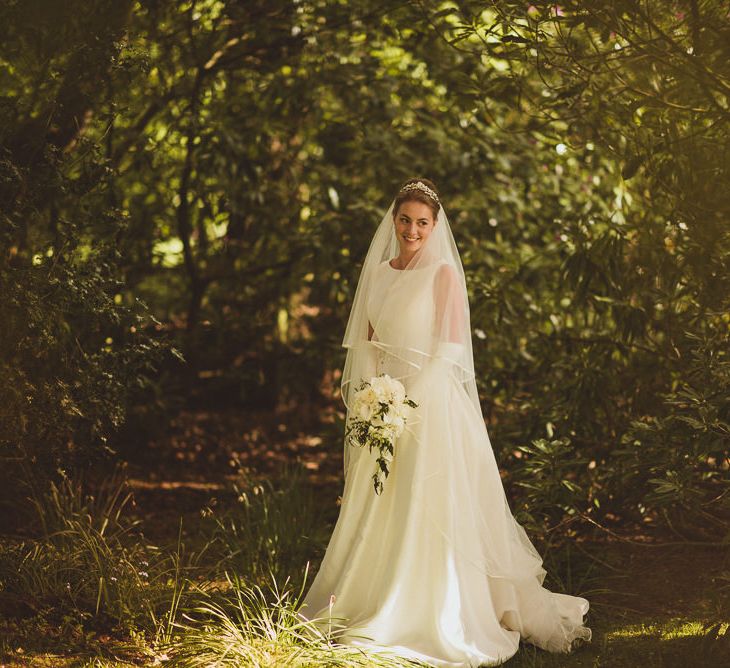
[398,180,441,205]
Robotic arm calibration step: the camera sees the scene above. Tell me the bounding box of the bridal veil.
[335,192,591,653]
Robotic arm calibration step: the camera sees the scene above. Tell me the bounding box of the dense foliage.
[1,0,728,535]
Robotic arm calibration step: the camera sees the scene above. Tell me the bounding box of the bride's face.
[393,200,437,255]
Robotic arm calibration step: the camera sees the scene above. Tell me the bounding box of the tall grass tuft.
[162,567,429,667]
[0,467,200,645]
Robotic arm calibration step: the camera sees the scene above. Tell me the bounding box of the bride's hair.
[393,177,441,218]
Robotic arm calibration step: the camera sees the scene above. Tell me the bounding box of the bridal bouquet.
[345,374,418,495]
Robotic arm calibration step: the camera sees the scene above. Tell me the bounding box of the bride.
[297,178,592,667]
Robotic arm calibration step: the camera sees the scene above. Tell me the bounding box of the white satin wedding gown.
[299,259,591,667]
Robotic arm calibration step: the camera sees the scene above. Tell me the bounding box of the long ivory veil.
[335,198,591,651]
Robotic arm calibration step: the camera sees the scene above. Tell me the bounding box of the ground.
[1,407,728,667]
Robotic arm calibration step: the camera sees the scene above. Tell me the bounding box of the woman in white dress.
[298,178,592,667]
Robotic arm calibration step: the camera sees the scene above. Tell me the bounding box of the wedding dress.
[298,198,591,667]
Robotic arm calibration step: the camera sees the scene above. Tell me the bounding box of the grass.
[0,468,206,665]
[0,463,728,668]
[160,569,427,667]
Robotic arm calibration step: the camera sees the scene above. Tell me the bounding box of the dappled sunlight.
[1,0,727,664]
[607,620,721,641]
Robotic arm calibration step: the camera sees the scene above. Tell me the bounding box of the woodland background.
[1,1,728,666]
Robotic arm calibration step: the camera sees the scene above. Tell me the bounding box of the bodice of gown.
[366,259,444,390]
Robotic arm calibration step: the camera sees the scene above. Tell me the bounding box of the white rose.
[359,386,377,408]
[385,376,406,404]
[370,376,390,403]
[353,392,374,421]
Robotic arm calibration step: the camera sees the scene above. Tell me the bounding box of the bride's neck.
[392,252,418,269]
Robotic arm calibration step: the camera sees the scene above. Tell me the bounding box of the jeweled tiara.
[399,181,440,205]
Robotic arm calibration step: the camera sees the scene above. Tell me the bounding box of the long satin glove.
[409,342,465,406]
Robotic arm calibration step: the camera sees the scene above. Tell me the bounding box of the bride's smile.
[393,199,437,262]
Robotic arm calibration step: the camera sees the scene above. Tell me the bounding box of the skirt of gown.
[297,354,591,667]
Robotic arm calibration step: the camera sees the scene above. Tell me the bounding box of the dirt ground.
[2,406,728,667]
